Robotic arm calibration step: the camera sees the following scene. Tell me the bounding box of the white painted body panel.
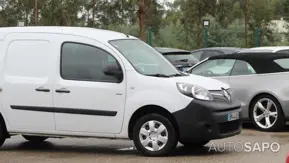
[0,33,55,132]
[51,35,126,134]
[0,27,229,139]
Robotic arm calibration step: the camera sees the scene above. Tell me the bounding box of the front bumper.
[173,98,242,143]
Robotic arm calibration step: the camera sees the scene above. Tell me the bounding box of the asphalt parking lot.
[0,124,288,163]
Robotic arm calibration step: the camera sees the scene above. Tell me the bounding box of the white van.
[0,27,241,156]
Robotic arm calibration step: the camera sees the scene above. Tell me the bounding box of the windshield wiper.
[146,74,170,77]
[147,73,186,78]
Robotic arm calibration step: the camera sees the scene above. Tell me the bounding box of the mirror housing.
[103,64,123,81]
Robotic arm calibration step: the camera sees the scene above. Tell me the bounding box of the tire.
[250,95,285,132]
[22,135,48,143]
[0,123,6,147]
[180,140,210,148]
[132,113,177,156]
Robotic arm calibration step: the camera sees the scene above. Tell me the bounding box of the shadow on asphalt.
[2,123,288,157]
[242,123,255,129]
[242,122,289,132]
[1,141,229,157]
[169,146,230,157]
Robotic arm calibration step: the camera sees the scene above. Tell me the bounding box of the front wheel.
[0,123,6,147]
[22,135,48,143]
[250,95,285,132]
[132,113,177,156]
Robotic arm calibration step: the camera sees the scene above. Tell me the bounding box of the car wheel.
[22,135,48,143]
[132,113,177,156]
[0,123,6,147]
[250,95,285,132]
[180,140,210,148]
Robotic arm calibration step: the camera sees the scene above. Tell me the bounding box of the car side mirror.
[103,64,123,81]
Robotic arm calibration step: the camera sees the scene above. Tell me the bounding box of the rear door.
[189,59,236,84]
[0,33,55,132]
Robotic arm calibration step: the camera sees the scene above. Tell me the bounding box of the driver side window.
[190,59,236,77]
[61,42,122,83]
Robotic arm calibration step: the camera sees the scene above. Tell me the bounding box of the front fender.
[118,89,192,138]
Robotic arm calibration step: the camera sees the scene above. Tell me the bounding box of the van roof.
[0,26,136,42]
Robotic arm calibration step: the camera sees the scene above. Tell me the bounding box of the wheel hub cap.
[139,120,168,152]
[253,98,278,129]
[149,132,158,141]
[265,111,270,117]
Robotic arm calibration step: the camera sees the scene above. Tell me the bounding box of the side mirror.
[103,64,123,81]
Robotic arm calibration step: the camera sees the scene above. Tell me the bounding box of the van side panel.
[0,33,55,132]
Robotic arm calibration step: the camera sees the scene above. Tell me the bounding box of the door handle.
[35,87,50,92]
[55,88,70,93]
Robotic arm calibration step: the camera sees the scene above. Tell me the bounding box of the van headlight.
[176,82,213,101]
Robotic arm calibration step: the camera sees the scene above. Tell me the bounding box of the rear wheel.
[22,135,48,143]
[250,95,285,132]
[0,123,6,147]
[132,113,177,156]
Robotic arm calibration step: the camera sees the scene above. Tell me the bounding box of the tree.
[8,0,36,25]
[248,0,275,47]
[144,0,164,34]
[138,0,145,40]
[180,0,216,48]
[34,0,38,25]
[40,0,85,26]
[114,0,164,40]
[215,0,239,28]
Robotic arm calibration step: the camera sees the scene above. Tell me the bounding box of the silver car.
[187,52,289,131]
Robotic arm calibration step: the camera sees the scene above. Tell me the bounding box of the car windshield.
[109,39,181,77]
[191,59,236,77]
[165,53,198,62]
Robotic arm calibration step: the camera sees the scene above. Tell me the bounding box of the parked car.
[238,46,289,54]
[191,47,243,61]
[155,47,199,72]
[187,52,289,132]
[0,27,242,156]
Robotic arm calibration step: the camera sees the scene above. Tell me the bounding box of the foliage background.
[0,0,289,50]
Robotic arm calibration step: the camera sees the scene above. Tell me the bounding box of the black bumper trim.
[213,106,240,113]
[173,99,242,143]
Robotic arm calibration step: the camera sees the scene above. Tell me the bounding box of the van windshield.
[109,39,182,77]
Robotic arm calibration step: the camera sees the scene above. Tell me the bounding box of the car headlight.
[176,82,213,101]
